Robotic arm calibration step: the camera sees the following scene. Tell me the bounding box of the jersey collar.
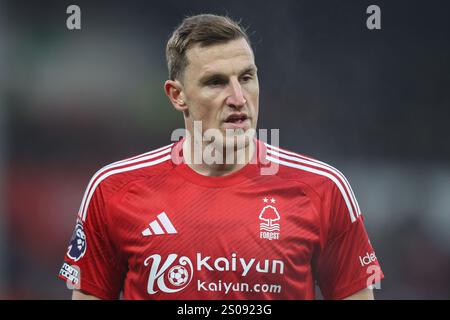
[171,138,269,188]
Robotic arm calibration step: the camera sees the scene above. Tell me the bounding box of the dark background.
[1,0,449,299]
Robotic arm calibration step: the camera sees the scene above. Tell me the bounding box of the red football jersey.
[58,139,384,299]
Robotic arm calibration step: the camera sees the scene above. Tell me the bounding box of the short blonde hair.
[166,14,251,81]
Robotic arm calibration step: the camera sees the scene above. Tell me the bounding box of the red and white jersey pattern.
[58,140,384,299]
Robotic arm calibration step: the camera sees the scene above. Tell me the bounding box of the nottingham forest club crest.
[259,197,281,241]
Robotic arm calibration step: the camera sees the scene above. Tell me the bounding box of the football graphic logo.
[168,265,189,286]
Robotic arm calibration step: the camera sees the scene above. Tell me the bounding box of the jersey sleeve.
[58,178,125,299]
[315,177,384,300]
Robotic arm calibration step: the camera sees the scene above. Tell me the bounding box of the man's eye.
[241,75,253,82]
[207,79,226,86]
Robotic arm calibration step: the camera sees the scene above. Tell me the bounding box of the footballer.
[58,14,384,300]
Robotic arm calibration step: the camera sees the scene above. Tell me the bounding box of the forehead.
[185,38,255,78]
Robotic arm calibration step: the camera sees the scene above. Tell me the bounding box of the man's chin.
[224,128,246,136]
[222,130,255,151]
[197,124,256,151]
[225,137,249,150]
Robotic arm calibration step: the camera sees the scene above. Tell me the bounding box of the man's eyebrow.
[199,65,258,84]
[199,72,227,84]
[239,66,257,75]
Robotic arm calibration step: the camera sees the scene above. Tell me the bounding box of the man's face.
[181,38,259,146]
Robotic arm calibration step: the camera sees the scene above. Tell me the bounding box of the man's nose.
[226,78,246,108]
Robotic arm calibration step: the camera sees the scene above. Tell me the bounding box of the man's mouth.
[224,113,249,124]
[222,113,251,130]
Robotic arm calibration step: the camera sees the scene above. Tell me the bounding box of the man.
[59,14,383,300]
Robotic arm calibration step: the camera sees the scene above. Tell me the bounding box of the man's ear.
[164,80,187,112]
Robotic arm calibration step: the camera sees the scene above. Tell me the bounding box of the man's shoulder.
[89,143,175,191]
[264,142,362,221]
[77,143,175,222]
[263,143,348,192]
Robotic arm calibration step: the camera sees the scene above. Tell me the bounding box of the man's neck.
[182,137,256,177]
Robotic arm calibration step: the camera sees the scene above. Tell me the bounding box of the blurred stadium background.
[1,0,449,299]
